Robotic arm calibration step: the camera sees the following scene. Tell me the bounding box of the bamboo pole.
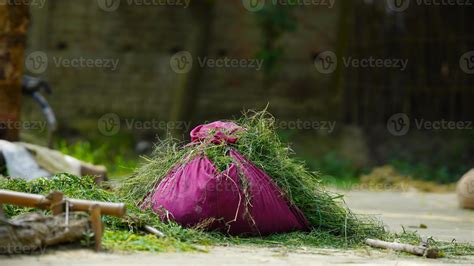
[0,190,126,217]
[89,204,102,251]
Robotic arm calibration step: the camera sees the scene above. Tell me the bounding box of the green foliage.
[390,159,468,184]
[255,4,297,74]
[308,152,363,184]
[56,140,105,165]
[55,140,138,177]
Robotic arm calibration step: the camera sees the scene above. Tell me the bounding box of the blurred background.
[1,0,473,185]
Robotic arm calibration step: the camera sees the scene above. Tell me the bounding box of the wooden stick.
[0,190,126,217]
[89,204,102,252]
[365,239,440,258]
[47,191,64,215]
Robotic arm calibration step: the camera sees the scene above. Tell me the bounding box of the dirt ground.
[2,190,474,265]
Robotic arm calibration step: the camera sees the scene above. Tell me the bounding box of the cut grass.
[124,110,385,243]
[0,174,472,258]
[0,174,214,251]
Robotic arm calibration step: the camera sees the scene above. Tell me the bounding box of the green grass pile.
[123,110,385,243]
[0,174,214,252]
[0,174,380,251]
[0,164,472,257]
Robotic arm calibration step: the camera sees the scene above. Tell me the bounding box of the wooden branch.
[365,238,440,259]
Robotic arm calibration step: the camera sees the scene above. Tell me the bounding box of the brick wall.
[23,0,339,129]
